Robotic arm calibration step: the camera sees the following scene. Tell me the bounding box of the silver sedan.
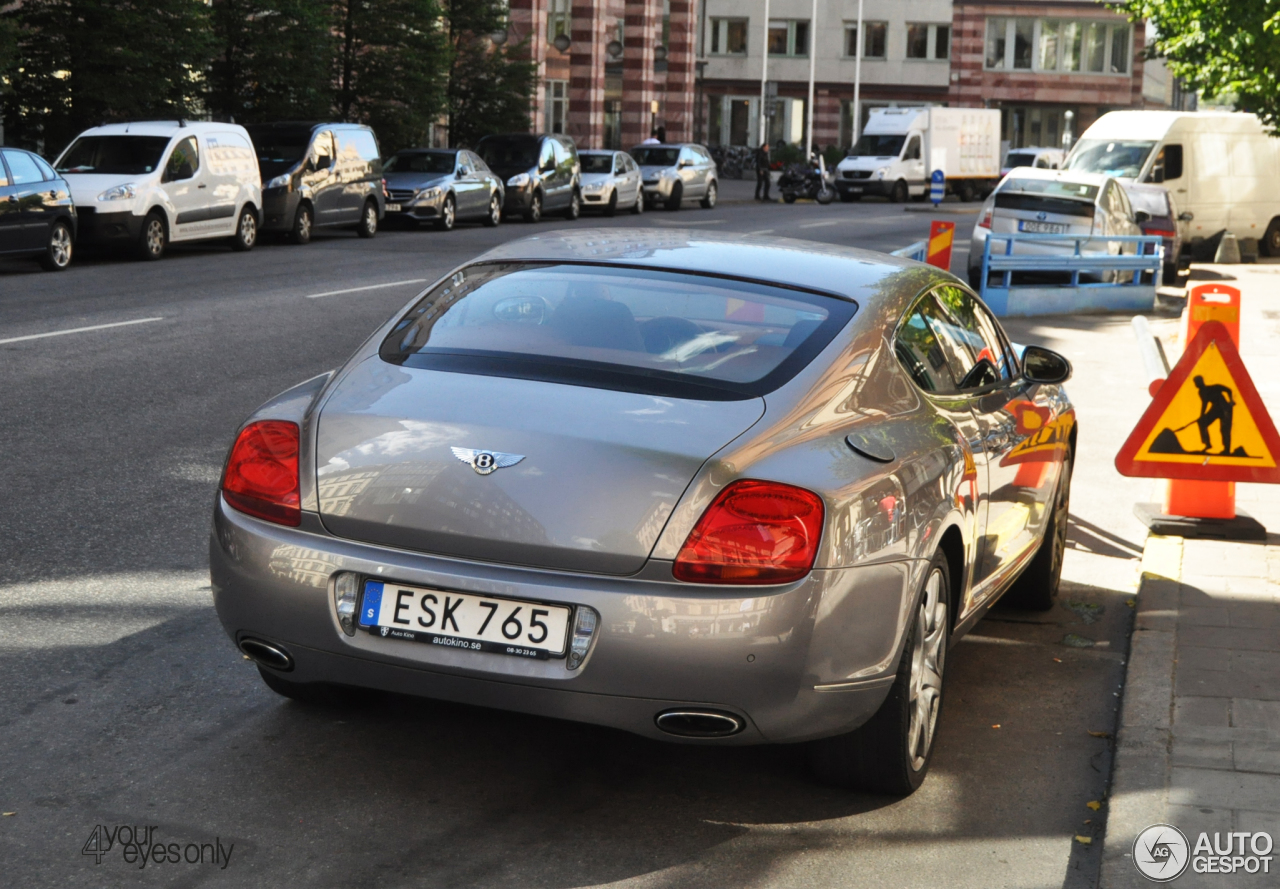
[211,230,1076,794]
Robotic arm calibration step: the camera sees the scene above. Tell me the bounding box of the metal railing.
[890,239,927,262]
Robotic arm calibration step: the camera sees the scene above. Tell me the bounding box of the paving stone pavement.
[1102,262,1280,888]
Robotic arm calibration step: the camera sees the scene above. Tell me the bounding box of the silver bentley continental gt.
[211,229,1076,794]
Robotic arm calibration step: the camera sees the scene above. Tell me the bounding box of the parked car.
[245,122,385,244]
[383,148,503,231]
[212,228,1076,796]
[578,150,643,215]
[1123,182,1187,285]
[476,133,581,223]
[969,167,1145,289]
[630,143,719,211]
[0,146,76,271]
[54,121,261,260]
[1000,147,1065,177]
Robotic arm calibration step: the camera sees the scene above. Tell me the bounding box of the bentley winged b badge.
[451,447,525,476]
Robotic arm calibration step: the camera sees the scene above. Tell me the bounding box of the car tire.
[665,182,683,211]
[483,192,501,227]
[134,210,167,261]
[40,220,73,271]
[290,203,313,245]
[435,194,456,231]
[1260,218,1280,257]
[967,266,984,291]
[1002,454,1072,611]
[808,551,951,795]
[257,666,363,708]
[356,199,378,238]
[631,191,645,214]
[783,193,797,204]
[523,191,542,223]
[700,181,718,209]
[603,189,618,217]
[955,181,976,203]
[1162,261,1179,286]
[564,189,581,220]
[890,180,909,203]
[232,205,257,252]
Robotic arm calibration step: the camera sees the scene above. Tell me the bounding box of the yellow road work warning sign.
[1116,321,1280,482]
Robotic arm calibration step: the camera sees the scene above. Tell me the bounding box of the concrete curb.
[1099,535,1183,889]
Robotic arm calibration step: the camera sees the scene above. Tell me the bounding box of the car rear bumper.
[210,496,910,745]
[75,208,144,245]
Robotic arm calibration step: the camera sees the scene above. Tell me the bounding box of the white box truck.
[834,107,1002,204]
[1064,111,1280,258]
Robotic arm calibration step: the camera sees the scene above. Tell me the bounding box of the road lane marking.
[306,279,428,299]
[649,219,725,226]
[0,317,163,346]
[746,229,775,235]
[798,220,849,229]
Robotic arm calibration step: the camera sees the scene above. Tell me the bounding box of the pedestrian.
[755,142,772,201]
[640,130,659,146]
[656,125,667,143]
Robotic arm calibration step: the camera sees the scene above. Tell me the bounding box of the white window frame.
[545,80,567,134]
[547,0,570,42]
[709,17,748,55]
[768,19,810,58]
[843,21,888,60]
[905,23,950,61]
[984,17,1131,75]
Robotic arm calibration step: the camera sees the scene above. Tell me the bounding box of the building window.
[768,19,809,57]
[547,0,570,43]
[986,18,1130,74]
[545,80,567,134]
[844,21,887,59]
[906,24,950,60]
[710,18,748,55]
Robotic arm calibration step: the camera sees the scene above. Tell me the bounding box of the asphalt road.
[0,186,1152,887]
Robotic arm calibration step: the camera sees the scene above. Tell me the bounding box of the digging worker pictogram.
[1192,375,1235,454]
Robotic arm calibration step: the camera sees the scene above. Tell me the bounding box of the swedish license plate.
[849,187,863,194]
[1018,220,1069,234]
[386,203,401,212]
[359,580,572,659]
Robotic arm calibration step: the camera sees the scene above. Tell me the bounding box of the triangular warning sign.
[1116,320,1280,482]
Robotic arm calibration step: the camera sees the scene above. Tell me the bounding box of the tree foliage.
[1114,0,1280,131]
[442,0,535,149]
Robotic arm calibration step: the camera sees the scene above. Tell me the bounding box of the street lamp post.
[758,0,771,147]
[804,0,817,161]
[852,0,863,147]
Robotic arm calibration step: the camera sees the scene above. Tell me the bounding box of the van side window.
[1147,144,1183,183]
[904,136,922,161]
[164,136,199,182]
[310,132,334,170]
[346,129,380,163]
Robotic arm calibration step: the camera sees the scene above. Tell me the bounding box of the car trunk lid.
[314,360,765,575]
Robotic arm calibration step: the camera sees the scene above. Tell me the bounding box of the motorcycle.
[778,155,835,204]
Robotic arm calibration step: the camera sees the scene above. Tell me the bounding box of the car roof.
[472,229,934,305]
[76,121,244,139]
[580,149,620,155]
[1000,167,1111,188]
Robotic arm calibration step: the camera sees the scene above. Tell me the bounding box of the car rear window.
[1005,152,1036,167]
[994,192,1096,218]
[1002,178,1098,200]
[56,136,170,175]
[380,263,857,400]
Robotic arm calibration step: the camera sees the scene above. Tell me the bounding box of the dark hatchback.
[0,147,76,271]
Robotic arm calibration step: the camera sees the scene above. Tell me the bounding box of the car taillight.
[977,207,993,229]
[1144,227,1176,238]
[673,480,824,584]
[221,420,301,526]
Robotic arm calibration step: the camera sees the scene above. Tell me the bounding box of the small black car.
[0,147,76,271]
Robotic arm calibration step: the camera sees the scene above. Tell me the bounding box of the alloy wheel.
[363,204,377,235]
[145,219,165,256]
[297,208,312,243]
[907,568,947,772]
[49,225,72,268]
[488,195,501,226]
[238,212,256,248]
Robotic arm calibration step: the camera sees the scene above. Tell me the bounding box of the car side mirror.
[1022,345,1072,385]
[1178,211,1194,222]
[457,169,466,178]
[1134,210,1151,224]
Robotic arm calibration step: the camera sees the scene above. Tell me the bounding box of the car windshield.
[1124,188,1170,217]
[477,137,539,169]
[1005,152,1037,167]
[631,147,681,166]
[380,263,856,400]
[580,154,614,174]
[849,135,906,157]
[1064,139,1156,179]
[384,152,455,174]
[1001,177,1099,201]
[246,128,312,178]
[56,136,170,175]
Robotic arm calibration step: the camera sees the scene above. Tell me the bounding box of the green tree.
[1114,0,1280,132]
[442,0,535,148]
[1,0,214,156]
[209,0,335,123]
[333,0,450,154]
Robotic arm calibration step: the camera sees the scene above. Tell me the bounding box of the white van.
[835,107,1002,203]
[54,121,262,260]
[1064,111,1280,258]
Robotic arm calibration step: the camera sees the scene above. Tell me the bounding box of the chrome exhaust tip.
[654,709,745,738]
[239,637,294,672]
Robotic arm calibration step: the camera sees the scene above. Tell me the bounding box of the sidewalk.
[1102,261,1280,888]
